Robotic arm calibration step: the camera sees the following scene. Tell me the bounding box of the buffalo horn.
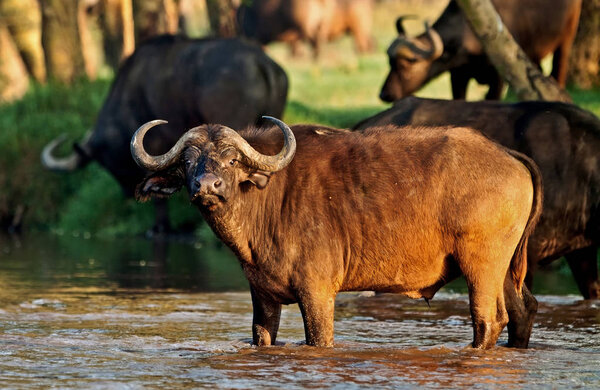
[131,117,296,173]
[392,22,443,60]
[423,22,443,60]
[41,131,92,171]
[130,120,205,171]
[220,116,296,172]
[395,15,417,35]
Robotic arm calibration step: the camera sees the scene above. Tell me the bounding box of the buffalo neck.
[199,172,286,267]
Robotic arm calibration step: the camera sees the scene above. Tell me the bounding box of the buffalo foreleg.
[297,289,335,347]
[251,287,282,346]
[450,69,469,100]
[504,276,538,348]
[565,246,600,300]
[485,72,504,100]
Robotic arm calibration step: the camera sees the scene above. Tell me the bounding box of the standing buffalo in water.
[238,0,374,56]
[41,35,288,232]
[131,117,542,349]
[380,0,581,101]
[355,97,600,299]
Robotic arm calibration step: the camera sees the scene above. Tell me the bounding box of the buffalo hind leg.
[297,289,335,347]
[504,275,537,348]
[251,287,282,346]
[467,284,508,349]
[550,7,579,87]
[462,255,509,349]
[566,246,600,300]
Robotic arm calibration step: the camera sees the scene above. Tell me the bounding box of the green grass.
[0,0,599,237]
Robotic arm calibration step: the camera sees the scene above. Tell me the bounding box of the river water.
[1,234,599,388]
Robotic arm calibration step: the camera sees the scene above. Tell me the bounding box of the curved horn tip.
[262,116,291,129]
[261,115,282,123]
[142,119,169,128]
[41,133,84,171]
[131,119,169,143]
[130,119,174,171]
[396,15,418,35]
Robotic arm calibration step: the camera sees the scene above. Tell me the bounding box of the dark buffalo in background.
[131,118,541,349]
[238,0,374,56]
[41,35,288,232]
[380,0,582,102]
[355,96,600,299]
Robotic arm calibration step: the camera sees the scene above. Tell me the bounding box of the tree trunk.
[0,21,29,102]
[78,0,103,79]
[456,0,572,102]
[40,0,86,83]
[100,0,135,70]
[0,0,46,82]
[179,0,209,37]
[121,0,135,56]
[568,0,600,89]
[132,0,179,43]
[205,0,238,37]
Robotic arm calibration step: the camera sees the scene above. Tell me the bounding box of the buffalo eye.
[185,159,192,168]
[229,159,237,166]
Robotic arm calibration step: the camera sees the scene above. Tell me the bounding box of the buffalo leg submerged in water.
[504,276,538,348]
[251,288,282,346]
[297,289,336,347]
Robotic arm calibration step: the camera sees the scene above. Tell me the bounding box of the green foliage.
[0,79,110,230]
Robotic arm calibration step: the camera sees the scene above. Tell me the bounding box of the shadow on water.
[0,233,599,388]
[0,233,248,293]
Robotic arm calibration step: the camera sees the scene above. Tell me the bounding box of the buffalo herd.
[380,0,582,101]
[41,0,600,348]
[42,35,287,232]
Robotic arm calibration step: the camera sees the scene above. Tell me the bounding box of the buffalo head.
[131,117,296,212]
[380,17,443,102]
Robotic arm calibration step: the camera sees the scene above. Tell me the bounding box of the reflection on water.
[0,234,599,388]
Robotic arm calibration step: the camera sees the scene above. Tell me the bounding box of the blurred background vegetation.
[0,0,598,239]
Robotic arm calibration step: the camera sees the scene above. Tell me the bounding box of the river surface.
[0,233,599,388]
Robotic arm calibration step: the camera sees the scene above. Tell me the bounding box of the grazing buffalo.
[380,0,582,101]
[131,117,542,349]
[355,96,600,299]
[238,0,374,56]
[41,35,288,232]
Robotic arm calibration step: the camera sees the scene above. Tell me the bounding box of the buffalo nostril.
[214,179,222,188]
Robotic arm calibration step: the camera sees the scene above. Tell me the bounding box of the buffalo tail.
[505,149,544,295]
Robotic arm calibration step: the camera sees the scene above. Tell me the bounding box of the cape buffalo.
[41,35,288,232]
[131,117,542,349]
[355,96,600,299]
[380,0,581,101]
[238,0,374,56]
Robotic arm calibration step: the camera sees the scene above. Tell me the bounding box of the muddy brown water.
[0,234,599,388]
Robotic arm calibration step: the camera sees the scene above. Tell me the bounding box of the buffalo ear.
[246,170,271,189]
[135,171,183,202]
